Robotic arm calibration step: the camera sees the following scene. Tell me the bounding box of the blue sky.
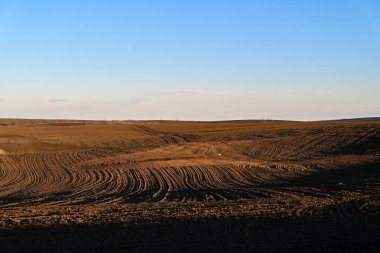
[0,0,379,120]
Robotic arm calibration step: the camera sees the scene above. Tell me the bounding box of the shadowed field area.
[0,119,379,252]
[2,214,379,252]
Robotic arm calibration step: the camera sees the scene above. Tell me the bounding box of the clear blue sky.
[0,0,379,120]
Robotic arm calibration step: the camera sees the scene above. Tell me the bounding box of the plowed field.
[0,119,379,252]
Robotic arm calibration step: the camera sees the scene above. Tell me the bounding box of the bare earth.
[0,119,379,252]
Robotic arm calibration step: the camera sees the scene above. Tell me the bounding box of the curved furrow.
[122,168,151,203]
[0,154,311,205]
[146,167,169,202]
[0,156,24,196]
[159,167,182,201]
[16,154,42,197]
[203,166,257,199]
[176,166,200,201]
[71,169,111,203]
[177,166,231,200]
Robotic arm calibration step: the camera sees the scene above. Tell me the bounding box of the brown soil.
[0,119,379,252]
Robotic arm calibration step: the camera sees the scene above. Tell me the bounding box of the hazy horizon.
[1,1,380,120]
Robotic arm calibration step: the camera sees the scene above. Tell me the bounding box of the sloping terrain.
[0,119,379,252]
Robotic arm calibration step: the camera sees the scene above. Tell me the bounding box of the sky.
[0,0,379,120]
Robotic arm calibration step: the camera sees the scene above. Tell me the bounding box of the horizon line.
[1,116,380,123]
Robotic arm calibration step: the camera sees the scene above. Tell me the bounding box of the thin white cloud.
[0,88,379,120]
[47,99,67,103]
[274,89,331,96]
[121,98,145,106]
